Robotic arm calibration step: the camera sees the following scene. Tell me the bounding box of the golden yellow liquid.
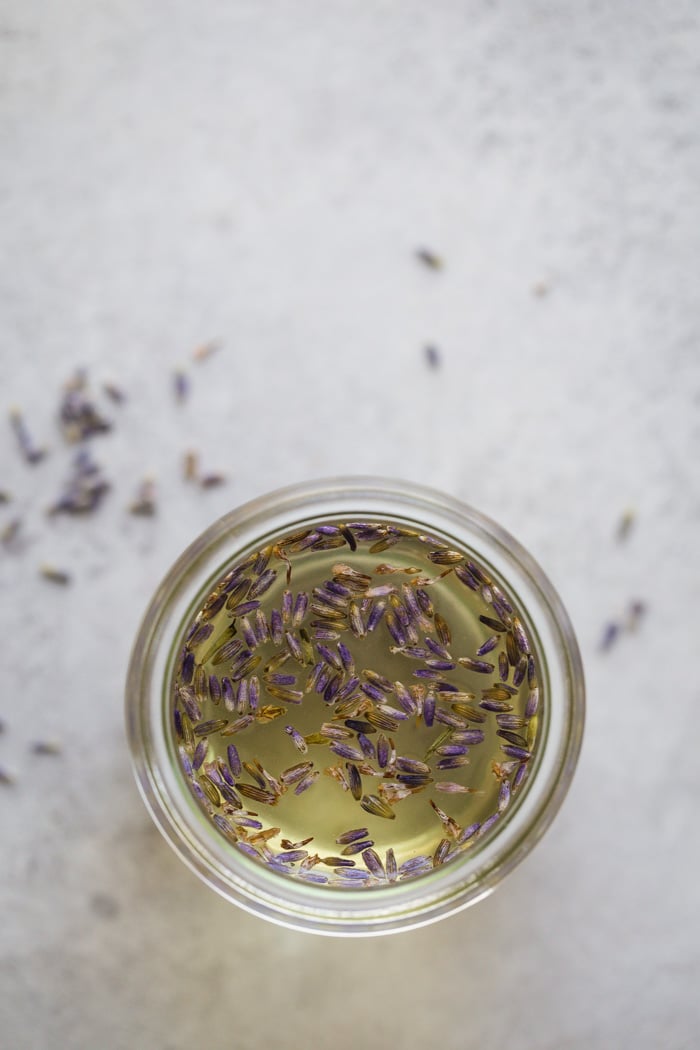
[171,520,540,887]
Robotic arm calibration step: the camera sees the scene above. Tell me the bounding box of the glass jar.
[125,477,584,936]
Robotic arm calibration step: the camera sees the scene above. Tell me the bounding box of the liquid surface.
[171,518,541,888]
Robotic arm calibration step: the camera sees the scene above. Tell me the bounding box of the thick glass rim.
[125,476,585,936]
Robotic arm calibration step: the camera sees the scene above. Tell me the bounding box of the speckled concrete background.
[1,3,699,1047]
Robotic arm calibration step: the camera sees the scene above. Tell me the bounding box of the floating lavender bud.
[377,703,408,722]
[220,715,254,735]
[251,609,267,644]
[451,729,484,745]
[437,755,470,770]
[294,770,319,795]
[285,725,308,754]
[215,758,234,787]
[266,685,304,704]
[479,699,513,713]
[376,734,390,769]
[513,656,527,687]
[334,676,358,702]
[289,591,308,627]
[476,635,499,656]
[392,681,417,716]
[190,622,215,648]
[237,619,256,651]
[357,733,375,759]
[412,667,443,684]
[320,722,352,740]
[501,745,532,761]
[349,602,365,638]
[396,756,431,774]
[364,669,393,692]
[335,868,371,883]
[236,843,265,863]
[247,569,276,601]
[359,681,384,704]
[512,617,530,655]
[178,747,193,777]
[180,651,195,686]
[225,579,252,609]
[336,827,369,845]
[458,657,494,674]
[498,729,529,748]
[178,691,201,723]
[324,674,341,704]
[482,684,516,700]
[434,709,467,729]
[317,643,342,670]
[362,848,386,879]
[395,772,433,787]
[341,839,374,856]
[223,743,242,777]
[399,855,432,877]
[347,763,362,800]
[269,607,283,645]
[330,741,364,762]
[233,677,248,712]
[281,589,293,623]
[314,617,346,639]
[513,762,529,793]
[495,714,527,731]
[248,676,260,712]
[525,687,540,718]
[338,642,355,673]
[435,744,469,757]
[425,658,456,672]
[360,794,396,820]
[194,718,228,737]
[276,849,309,864]
[458,822,480,844]
[207,675,221,705]
[396,645,430,660]
[264,673,296,688]
[298,870,328,885]
[479,614,506,633]
[454,565,479,590]
[280,761,313,786]
[506,632,520,666]
[527,655,538,689]
[235,783,277,805]
[384,611,406,647]
[192,739,208,770]
[230,600,262,620]
[498,652,509,681]
[285,631,304,663]
[312,587,347,613]
[479,813,500,837]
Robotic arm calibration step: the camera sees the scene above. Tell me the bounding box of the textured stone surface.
[1,2,699,1047]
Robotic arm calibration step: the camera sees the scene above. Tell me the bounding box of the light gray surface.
[1,2,699,1047]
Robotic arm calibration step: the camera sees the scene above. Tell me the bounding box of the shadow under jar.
[126,477,584,936]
